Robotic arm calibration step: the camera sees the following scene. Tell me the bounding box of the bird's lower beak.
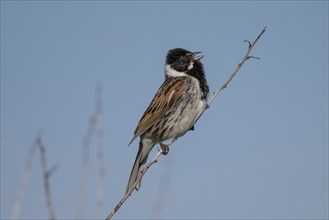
[193,51,204,60]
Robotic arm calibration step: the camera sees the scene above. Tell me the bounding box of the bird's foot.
[160,142,169,155]
[156,137,169,155]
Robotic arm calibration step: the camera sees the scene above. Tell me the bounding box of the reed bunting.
[126,48,209,194]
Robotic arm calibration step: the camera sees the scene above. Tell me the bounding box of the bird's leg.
[156,136,169,155]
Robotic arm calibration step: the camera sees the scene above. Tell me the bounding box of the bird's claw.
[159,142,169,155]
[156,136,169,155]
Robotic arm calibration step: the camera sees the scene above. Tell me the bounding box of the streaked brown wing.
[128,77,186,145]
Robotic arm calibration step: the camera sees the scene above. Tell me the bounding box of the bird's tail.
[125,138,154,195]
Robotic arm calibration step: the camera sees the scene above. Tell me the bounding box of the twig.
[76,114,96,219]
[105,27,266,219]
[95,85,106,218]
[11,140,37,219]
[105,138,176,220]
[207,27,266,107]
[37,136,57,220]
[77,85,106,219]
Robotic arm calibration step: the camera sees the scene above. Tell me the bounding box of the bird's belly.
[162,98,207,140]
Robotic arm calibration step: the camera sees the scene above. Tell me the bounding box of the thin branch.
[207,27,266,107]
[105,139,176,220]
[37,136,56,220]
[77,85,106,219]
[48,164,59,177]
[76,115,96,219]
[105,27,266,220]
[11,140,37,219]
[96,85,106,218]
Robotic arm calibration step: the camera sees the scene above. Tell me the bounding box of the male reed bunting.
[126,48,209,194]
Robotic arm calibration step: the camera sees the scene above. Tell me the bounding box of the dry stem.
[207,27,266,107]
[96,85,106,218]
[105,138,176,220]
[76,115,95,219]
[37,137,57,220]
[77,85,106,219]
[11,141,37,219]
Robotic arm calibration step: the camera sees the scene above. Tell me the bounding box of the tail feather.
[125,147,144,194]
[125,138,154,194]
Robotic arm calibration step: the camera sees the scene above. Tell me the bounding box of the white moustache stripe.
[165,65,188,77]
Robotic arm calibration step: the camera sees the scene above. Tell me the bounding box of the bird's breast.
[159,76,207,140]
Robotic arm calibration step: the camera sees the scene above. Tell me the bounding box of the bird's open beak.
[193,51,204,60]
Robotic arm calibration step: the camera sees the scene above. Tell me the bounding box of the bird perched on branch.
[126,48,209,194]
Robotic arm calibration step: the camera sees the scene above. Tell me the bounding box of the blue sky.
[1,1,328,219]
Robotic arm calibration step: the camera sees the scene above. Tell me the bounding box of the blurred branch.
[36,136,57,220]
[11,140,37,219]
[95,85,106,218]
[76,113,96,219]
[105,27,266,219]
[77,85,106,219]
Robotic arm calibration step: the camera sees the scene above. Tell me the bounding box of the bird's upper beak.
[193,51,204,60]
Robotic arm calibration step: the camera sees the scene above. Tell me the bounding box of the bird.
[125,48,209,194]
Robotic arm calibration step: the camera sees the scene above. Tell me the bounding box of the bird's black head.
[166,48,204,73]
[165,48,209,99]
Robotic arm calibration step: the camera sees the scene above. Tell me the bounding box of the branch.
[37,136,57,220]
[11,140,37,219]
[207,27,266,107]
[77,85,106,219]
[76,115,96,219]
[105,27,266,219]
[96,85,106,218]
[105,139,177,220]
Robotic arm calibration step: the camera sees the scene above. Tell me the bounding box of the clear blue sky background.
[1,1,328,219]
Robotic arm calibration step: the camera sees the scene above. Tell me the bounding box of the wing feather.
[128,77,186,145]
